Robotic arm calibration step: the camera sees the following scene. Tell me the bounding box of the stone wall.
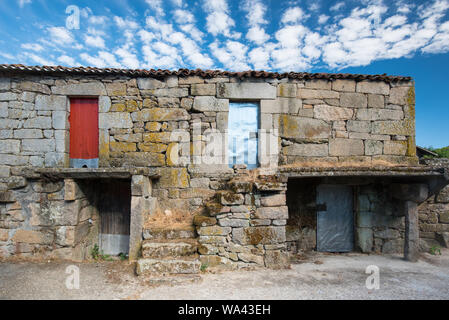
[419,158,449,248]
[277,80,417,166]
[0,177,99,260]
[356,184,405,253]
[195,167,289,269]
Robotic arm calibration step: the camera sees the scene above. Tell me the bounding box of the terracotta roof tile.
[0,64,413,83]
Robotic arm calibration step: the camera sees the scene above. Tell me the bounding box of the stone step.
[142,240,198,258]
[143,226,196,240]
[136,257,201,275]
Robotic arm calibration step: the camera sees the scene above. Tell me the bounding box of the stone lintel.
[391,183,429,202]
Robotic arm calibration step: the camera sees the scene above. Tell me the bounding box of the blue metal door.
[316,185,354,252]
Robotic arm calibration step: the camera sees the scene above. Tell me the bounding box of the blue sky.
[0,0,448,148]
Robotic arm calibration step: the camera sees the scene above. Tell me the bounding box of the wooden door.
[69,98,99,167]
[98,180,131,256]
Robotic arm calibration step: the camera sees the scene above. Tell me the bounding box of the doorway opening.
[84,179,131,256]
[286,179,355,253]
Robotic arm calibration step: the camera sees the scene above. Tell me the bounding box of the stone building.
[0,64,447,274]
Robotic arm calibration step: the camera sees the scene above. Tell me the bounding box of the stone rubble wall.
[356,185,405,254]
[0,177,99,259]
[418,158,449,249]
[195,167,290,269]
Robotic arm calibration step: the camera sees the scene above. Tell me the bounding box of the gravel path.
[1,250,449,300]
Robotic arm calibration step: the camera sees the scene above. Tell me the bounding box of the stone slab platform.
[32,167,160,180]
[280,165,447,178]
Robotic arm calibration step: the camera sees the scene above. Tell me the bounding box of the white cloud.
[246,27,270,45]
[180,24,205,43]
[243,0,268,25]
[57,55,76,66]
[114,16,139,29]
[0,52,15,60]
[24,52,54,66]
[309,3,320,12]
[21,43,43,52]
[330,2,345,12]
[84,35,105,48]
[173,9,195,24]
[203,0,240,39]
[142,44,180,69]
[169,32,214,68]
[281,7,308,24]
[210,40,250,70]
[422,21,449,53]
[80,51,121,68]
[138,29,156,43]
[243,0,269,44]
[89,16,107,25]
[47,27,74,46]
[145,0,165,16]
[271,47,310,71]
[115,47,140,69]
[318,15,329,24]
[248,46,271,70]
[146,16,174,38]
[275,25,307,48]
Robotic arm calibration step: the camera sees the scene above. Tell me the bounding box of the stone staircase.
[136,226,202,279]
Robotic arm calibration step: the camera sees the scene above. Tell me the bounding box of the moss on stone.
[193,215,217,227]
[220,191,244,205]
[205,201,223,216]
[407,87,416,119]
[228,180,253,193]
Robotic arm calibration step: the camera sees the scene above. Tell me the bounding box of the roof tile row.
[0,64,412,83]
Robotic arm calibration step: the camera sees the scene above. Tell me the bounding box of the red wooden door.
[69,98,99,160]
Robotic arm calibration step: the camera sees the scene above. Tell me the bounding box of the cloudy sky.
[0,0,448,147]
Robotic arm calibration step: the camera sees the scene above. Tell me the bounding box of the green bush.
[426,146,449,158]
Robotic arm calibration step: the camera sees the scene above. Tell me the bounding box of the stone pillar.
[129,175,153,261]
[391,183,428,262]
[404,201,419,262]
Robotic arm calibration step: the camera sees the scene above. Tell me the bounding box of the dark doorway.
[316,184,354,252]
[97,179,131,255]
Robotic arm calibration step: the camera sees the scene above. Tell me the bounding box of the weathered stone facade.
[0,66,446,269]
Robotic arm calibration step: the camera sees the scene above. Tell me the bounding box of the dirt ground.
[1,250,449,300]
